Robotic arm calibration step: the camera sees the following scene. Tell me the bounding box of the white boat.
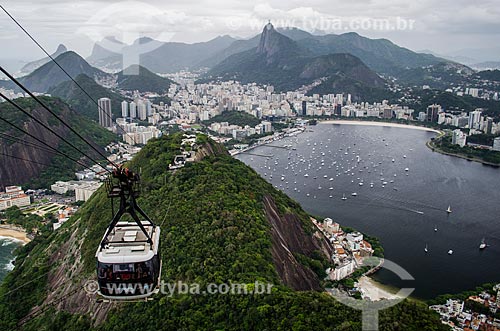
[479,238,487,250]
[351,193,358,196]
[403,155,407,158]
[448,250,453,255]
[434,225,438,232]
[405,168,409,172]
[392,159,395,162]
[304,174,309,177]
[342,194,347,200]
[424,244,428,253]
[446,205,452,213]
[359,182,363,186]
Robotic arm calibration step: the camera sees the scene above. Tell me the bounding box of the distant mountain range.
[87,35,237,73]
[4,51,176,95]
[87,26,448,79]
[203,23,386,100]
[18,44,67,76]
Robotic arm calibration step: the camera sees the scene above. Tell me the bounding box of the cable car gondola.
[96,168,161,300]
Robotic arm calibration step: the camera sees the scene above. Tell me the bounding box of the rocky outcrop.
[0,106,69,188]
[263,195,333,291]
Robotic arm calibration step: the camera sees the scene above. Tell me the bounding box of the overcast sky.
[1,0,500,65]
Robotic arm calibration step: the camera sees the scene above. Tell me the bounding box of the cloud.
[0,0,499,60]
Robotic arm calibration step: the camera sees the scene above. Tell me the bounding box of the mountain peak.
[55,44,67,53]
[256,23,296,58]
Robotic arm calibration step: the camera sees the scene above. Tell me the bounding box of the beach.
[357,276,405,301]
[0,225,31,244]
[321,120,441,133]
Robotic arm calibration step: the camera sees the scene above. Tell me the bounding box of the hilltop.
[20,51,110,93]
[0,133,447,330]
[48,74,125,121]
[205,23,387,100]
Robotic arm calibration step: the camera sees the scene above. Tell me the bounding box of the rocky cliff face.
[263,195,332,291]
[0,97,113,189]
[0,104,70,188]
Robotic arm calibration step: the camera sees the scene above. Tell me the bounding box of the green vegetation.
[116,65,175,94]
[0,134,447,330]
[204,110,261,127]
[432,135,500,165]
[0,206,49,235]
[49,74,126,121]
[20,51,106,93]
[476,69,500,82]
[407,90,500,120]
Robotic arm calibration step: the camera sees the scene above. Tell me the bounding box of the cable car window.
[113,264,135,273]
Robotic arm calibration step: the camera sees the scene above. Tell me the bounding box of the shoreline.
[357,275,405,301]
[0,225,31,244]
[427,140,500,168]
[320,119,441,133]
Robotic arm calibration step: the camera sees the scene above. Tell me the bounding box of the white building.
[129,101,137,118]
[98,98,113,128]
[493,137,500,152]
[121,100,128,118]
[0,186,31,211]
[468,110,482,129]
[327,260,355,281]
[75,182,102,202]
[346,232,364,251]
[451,129,467,147]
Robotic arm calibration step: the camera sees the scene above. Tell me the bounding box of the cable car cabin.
[96,221,161,300]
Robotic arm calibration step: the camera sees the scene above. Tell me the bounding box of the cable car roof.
[96,221,160,264]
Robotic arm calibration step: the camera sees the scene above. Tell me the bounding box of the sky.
[1,0,500,67]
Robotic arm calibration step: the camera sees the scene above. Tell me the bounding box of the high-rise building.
[426,104,441,123]
[468,110,482,129]
[451,129,467,147]
[301,101,307,116]
[121,100,128,118]
[98,98,112,128]
[438,112,446,124]
[129,101,137,118]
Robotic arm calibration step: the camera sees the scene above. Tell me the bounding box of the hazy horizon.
[1,0,500,70]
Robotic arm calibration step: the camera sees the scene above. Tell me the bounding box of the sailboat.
[479,238,487,250]
[341,194,347,201]
[424,244,428,253]
[446,205,452,213]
